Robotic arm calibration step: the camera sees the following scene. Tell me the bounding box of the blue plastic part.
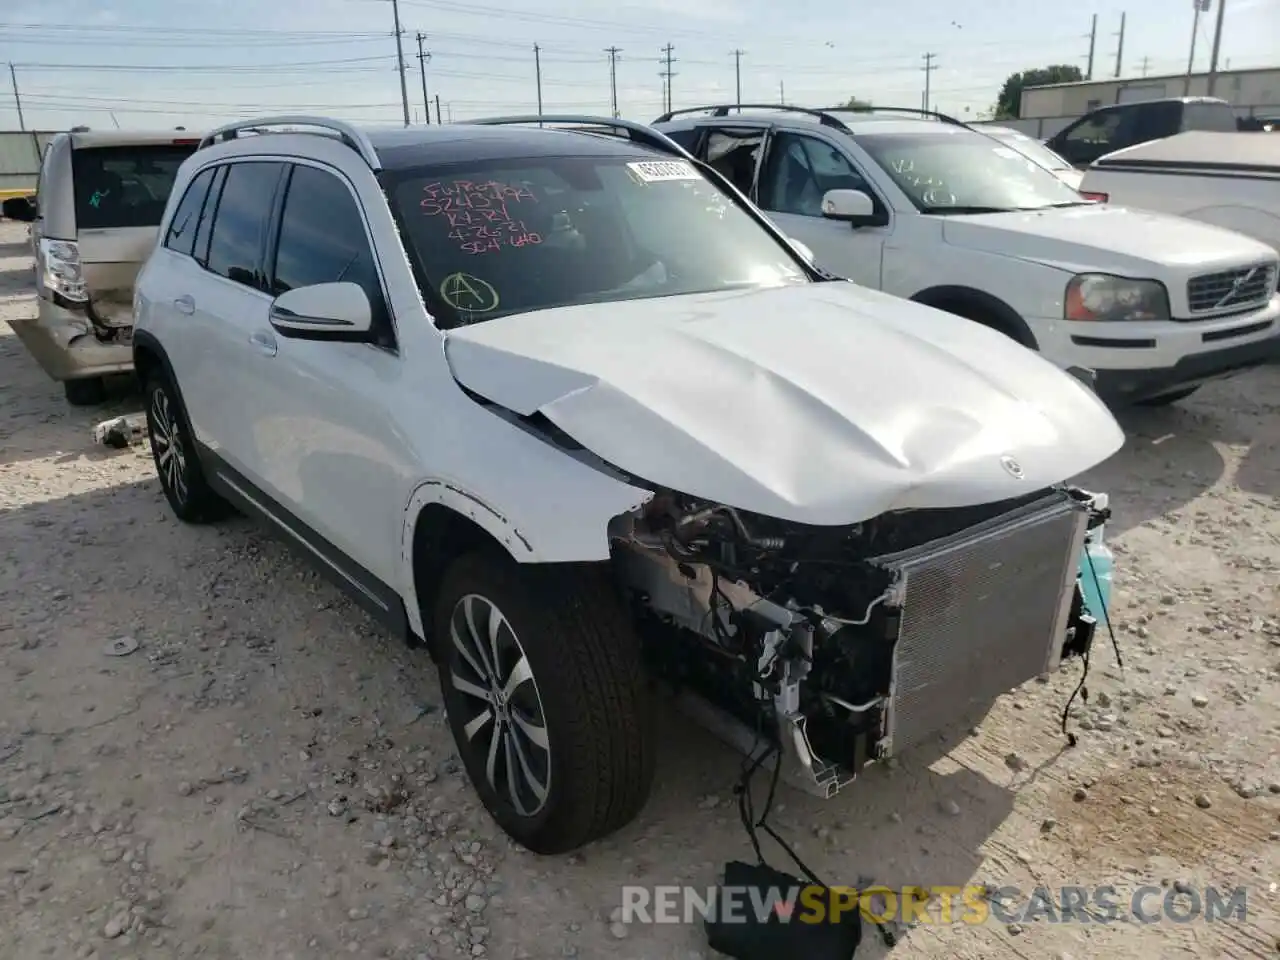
[1079,531,1113,628]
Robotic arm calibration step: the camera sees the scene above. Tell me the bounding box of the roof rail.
[654,104,853,132]
[464,114,690,159]
[654,102,971,131]
[819,104,969,128]
[198,115,381,170]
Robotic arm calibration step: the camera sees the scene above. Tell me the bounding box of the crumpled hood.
[941,203,1276,275]
[444,283,1125,525]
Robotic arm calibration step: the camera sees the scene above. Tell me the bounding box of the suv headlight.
[1065,274,1169,322]
[38,237,88,303]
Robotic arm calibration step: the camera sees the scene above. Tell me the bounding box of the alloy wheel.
[448,593,551,817]
[150,386,188,504]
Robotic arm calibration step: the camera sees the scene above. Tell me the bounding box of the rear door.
[174,159,287,467]
[70,140,198,328]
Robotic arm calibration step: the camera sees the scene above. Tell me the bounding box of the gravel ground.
[2,217,1279,960]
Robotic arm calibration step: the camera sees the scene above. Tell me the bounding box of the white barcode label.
[626,160,699,182]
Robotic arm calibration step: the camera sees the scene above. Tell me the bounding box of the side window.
[192,165,225,265]
[1063,110,1122,146]
[269,164,390,329]
[163,168,215,257]
[1123,102,1178,144]
[661,127,701,152]
[758,133,870,218]
[205,161,284,289]
[702,128,764,195]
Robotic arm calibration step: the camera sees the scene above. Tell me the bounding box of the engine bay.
[609,485,1106,796]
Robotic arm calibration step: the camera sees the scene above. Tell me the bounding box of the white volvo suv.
[132,115,1122,855]
[653,105,1280,407]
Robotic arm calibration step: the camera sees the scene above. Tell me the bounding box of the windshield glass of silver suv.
[857,130,1087,213]
[386,155,808,326]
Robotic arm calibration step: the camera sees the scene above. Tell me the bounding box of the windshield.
[71,143,197,230]
[857,130,1087,214]
[386,155,808,328]
[987,132,1073,173]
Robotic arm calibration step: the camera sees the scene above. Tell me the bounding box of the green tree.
[995,65,1083,118]
[842,96,872,109]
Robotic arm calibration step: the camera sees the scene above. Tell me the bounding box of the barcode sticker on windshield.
[626,160,699,182]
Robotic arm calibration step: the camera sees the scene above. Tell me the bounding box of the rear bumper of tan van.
[8,298,134,382]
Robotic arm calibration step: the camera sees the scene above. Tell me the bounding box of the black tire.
[1136,386,1200,407]
[433,550,655,855]
[143,371,231,524]
[63,376,106,406]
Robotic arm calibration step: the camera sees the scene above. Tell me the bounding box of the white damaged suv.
[132,115,1122,854]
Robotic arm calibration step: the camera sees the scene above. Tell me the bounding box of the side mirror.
[821,189,884,228]
[2,196,37,222]
[268,282,373,341]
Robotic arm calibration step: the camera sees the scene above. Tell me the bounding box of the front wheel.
[434,551,655,854]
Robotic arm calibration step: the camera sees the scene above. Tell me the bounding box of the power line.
[605,45,622,118]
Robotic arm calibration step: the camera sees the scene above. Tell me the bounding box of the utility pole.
[605,46,622,118]
[1113,12,1126,78]
[533,44,543,118]
[1207,0,1227,96]
[1085,14,1097,80]
[415,33,431,125]
[390,0,411,126]
[8,63,24,132]
[1186,0,1209,95]
[659,44,676,114]
[779,79,785,106]
[435,94,442,124]
[732,49,745,107]
[1139,55,1151,76]
[921,52,937,113]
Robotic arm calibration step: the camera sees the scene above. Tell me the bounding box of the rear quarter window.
[71,143,198,230]
[1182,102,1239,132]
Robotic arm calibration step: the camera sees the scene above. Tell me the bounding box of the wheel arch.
[909,285,1039,350]
[401,483,542,658]
[132,330,199,428]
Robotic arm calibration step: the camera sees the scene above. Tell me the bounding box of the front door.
[754,130,888,289]
[244,161,409,588]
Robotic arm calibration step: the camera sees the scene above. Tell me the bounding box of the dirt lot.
[2,216,1279,960]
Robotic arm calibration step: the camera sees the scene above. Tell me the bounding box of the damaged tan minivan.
[6,129,202,405]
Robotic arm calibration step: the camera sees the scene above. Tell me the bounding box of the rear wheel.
[434,550,655,854]
[144,371,231,524]
[63,376,106,406]
[1136,386,1200,407]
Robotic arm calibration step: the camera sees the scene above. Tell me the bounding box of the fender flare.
[909,285,1039,350]
[398,479,537,639]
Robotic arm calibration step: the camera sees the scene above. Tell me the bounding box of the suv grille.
[1186,263,1277,317]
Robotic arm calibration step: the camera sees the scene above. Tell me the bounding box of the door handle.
[173,295,195,315]
[249,330,278,357]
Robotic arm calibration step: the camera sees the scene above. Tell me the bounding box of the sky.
[1,0,1278,131]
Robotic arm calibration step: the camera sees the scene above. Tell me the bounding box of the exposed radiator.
[872,492,1089,757]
